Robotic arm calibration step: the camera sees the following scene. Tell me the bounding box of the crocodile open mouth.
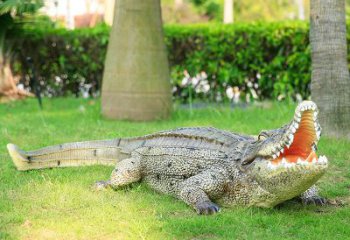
[268,101,328,170]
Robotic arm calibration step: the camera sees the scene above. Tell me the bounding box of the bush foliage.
[10,22,313,101]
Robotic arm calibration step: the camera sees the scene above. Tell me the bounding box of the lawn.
[0,98,349,240]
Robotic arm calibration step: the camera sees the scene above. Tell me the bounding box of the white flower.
[256,73,261,79]
[191,77,200,86]
[195,80,210,93]
[181,70,191,86]
[181,77,189,86]
[55,76,62,83]
[277,94,285,101]
[250,89,258,99]
[82,91,89,98]
[226,86,234,99]
[246,93,251,103]
[17,83,24,90]
[232,86,240,103]
[183,70,190,78]
[200,71,207,79]
[172,86,178,93]
[295,93,303,103]
[202,83,210,93]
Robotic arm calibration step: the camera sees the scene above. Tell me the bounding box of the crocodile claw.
[302,197,327,206]
[195,201,220,215]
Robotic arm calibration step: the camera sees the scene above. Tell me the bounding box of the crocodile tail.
[7,138,131,171]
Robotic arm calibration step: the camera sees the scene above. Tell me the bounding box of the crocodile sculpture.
[7,101,328,214]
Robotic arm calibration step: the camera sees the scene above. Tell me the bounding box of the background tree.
[186,0,309,22]
[310,0,350,139]
[0,0,42,101]
[223,0,233,23]
[294,0,305,20]
[101,0,171,120]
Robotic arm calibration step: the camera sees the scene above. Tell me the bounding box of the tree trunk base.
[0,62,34,103]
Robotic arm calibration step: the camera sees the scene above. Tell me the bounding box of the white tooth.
[276,151,280,157]
[281,158,293,169]
[279,142,284,149]
[288,134,294,143]
[313,112,318,118]
[281,158,287,164]
[312,158,317,164]
[280,148,284,154]
[312,145,317,152]
[295,112,301,118]
[299,158,308,165]
[296,158,303,165]
[316,130,321,138]
[291,127,296,133]
[293,122,299,129]
[272,154,277,159]
[286,141,291,148]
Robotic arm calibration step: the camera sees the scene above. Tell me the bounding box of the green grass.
[0,98,349,240]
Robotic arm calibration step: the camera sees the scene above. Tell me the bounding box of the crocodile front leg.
[177,167,228,215]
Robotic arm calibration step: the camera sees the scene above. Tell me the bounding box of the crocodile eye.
[258,131,269,141]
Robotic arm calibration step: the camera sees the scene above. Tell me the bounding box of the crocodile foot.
[195,201,220,215]
[302,196,327,206]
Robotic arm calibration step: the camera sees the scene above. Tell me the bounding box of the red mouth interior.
[271,110,318,164]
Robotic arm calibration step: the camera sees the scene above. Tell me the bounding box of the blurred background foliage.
[3,0,350,103]
[9,22,311,102]
[162,0,310,23]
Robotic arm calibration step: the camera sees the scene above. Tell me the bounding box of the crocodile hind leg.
[95,157,141,190]
[176,167,227,215]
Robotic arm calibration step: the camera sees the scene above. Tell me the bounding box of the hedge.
[9,22,315,101]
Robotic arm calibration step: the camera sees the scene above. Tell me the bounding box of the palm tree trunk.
[0,29,33,102]
[101,0,172,121]
[310,0,350,139]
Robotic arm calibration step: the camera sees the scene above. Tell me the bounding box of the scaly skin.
[7,101,328,215]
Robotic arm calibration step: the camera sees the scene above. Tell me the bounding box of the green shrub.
[10,22,314,101]
[166,22,310,102]
[11,25,109,97]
